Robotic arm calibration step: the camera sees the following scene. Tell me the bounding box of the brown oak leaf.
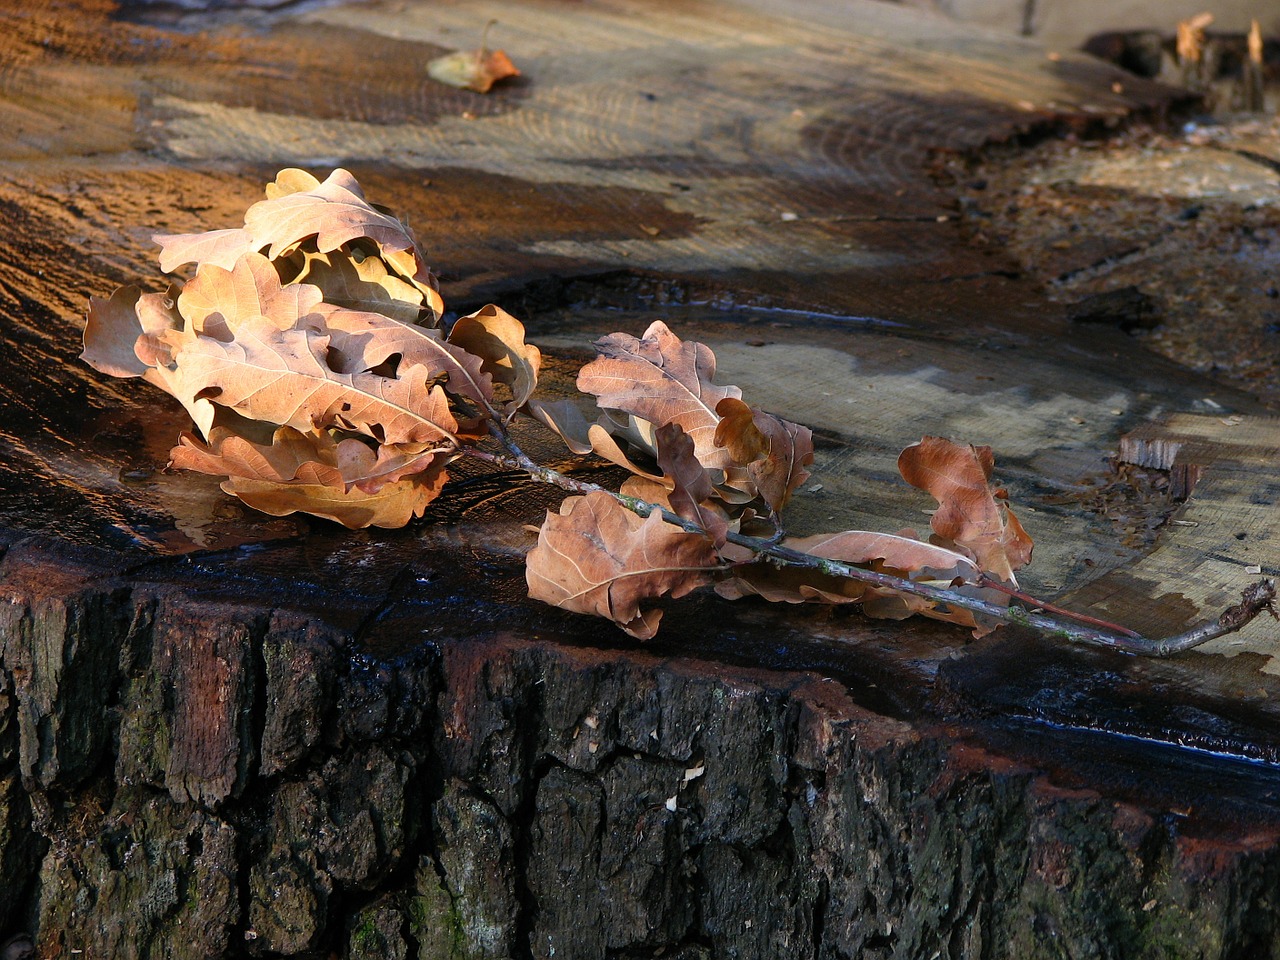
[83,284,149,379]
[526,491,719,639]
[315,303,494,406]
[83,284,213,436]
[897,436,1033,584]
[446,304,541,415]
[713,397,813,512]
[154,227,255,275]
[244,169,425,273]
[225,464,449,529]
[577,321,742,470]
[171,424,450,494]
[155,169,443,319]
[283,248,425,323]
[170,319,459,445]
[715,529,1004,633]
[177,253,324,341]
[655,423,728,546]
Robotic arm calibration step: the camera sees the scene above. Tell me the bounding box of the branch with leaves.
[82,168,1276,655]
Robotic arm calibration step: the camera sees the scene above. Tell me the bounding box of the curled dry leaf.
[178,252,323,339]
[283,248,426,323]
[715,529,1004,634]
[897,436,1033,584]
[155,168,443,322]
[171,425,451,494]
[226,463,450,530]
[577,320,742,470]
[446,304,541,415]
[713,397,813,512]
[426,22,520,94]
[526,491,719,639]
[655,423,728,547]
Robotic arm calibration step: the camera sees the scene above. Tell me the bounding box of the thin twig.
[975,575,1141,638]
[462,441,1278,657]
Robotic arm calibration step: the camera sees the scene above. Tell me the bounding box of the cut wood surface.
[2,0,1280,957]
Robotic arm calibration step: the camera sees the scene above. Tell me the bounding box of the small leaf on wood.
[897,436,1033,583]
[426,23,520,94]
[526,491,719,639]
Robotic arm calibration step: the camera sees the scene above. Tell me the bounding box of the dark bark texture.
[4,535,1280,960]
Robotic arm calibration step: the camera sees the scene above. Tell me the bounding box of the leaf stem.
[462,440,1279,657]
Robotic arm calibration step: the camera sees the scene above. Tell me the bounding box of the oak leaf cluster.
[84,168,1032,639]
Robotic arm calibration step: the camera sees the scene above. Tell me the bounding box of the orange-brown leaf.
[656,423,727,546]
[716,530,976,602]
[713,397,813,512]
[224,461,449,529]
[446,304,541,415]
[897,436,1033,583]
[172,424,450,496]
[287,248,426,323]
[244,169,428,280]
[154,227,256,274]
[83,285,148,379]
[427,46,520,93]
[170,320,458,445]
[317,303,494,406]
[577,321,742,469]
[526,491,718,639]
[177,253,323,340]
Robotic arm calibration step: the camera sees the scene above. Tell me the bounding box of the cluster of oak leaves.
[83,169,1033,639]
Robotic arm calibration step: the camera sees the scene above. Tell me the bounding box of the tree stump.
[2,1,1280,957]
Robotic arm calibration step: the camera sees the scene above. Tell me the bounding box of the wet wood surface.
[3,0,1280,956]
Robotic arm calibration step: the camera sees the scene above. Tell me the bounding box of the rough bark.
[4,535,1280,959]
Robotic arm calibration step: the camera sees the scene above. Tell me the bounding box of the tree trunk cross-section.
[2,0,1280,958]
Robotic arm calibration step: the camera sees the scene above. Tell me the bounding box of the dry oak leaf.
[171,425,345,490]
[171,424,450,496]
[897,436,1033,584]
[526,491,719,639]
[244,169,414,258]
[656,423,728,547]
[225,460,450,529]
[154,227,255,275]
[527,398,670,485]
[577,321,742,470]
[446,304,541,415]
[314,302,494,406]
[713,397,814,512]
[155,169,444,319]
[83,284,151,380]
[715,530,978,603]
[177,253,324,341]
[283,248,425,323]
[83,284,215,436]
[427,42,520,93]
[170,319,459,445]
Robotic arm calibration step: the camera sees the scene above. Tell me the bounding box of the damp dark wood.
[3,0,1280,958]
